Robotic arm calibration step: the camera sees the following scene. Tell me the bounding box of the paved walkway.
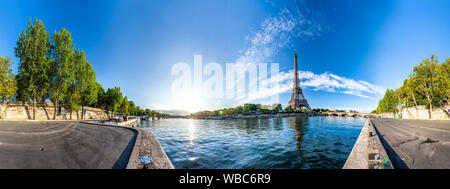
[343,120,369,169]
[372,118,450,169]
[0,121,136,168]
[344,119,393,169]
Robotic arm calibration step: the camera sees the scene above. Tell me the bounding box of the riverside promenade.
[0,120,173,169]
[343,119,393,169]
[371,118,450,169]
[345,118,450,169]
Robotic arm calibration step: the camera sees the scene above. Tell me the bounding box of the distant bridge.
[319,112,377,118]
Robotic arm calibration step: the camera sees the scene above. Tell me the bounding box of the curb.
[80,120,174,169]
[343,119,393,169]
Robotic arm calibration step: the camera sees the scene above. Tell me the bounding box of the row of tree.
[188,103,284,118]
[375,55,450,118]
[0,19,168,119]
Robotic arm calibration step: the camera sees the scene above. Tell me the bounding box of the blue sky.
[0,0,449,113]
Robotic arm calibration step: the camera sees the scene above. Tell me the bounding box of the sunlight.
[187,119,196,145]
[176,91,205,113]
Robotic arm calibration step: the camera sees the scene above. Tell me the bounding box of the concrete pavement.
[372,118,450,169]
[0,121,136,168]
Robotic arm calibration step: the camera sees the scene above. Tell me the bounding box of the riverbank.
[370,118,450,168]
[0,121,134,168]
[0,120,173,169]
[343,119,393,169]
[377,105,450,120]
[189,112,313,120]
[82,120,174,169]
[139,116,365,169]
[0,101,107,120]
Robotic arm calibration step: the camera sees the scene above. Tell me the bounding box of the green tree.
[0,56,18,100]
[284,106,294,112]
[273,103,282,112]
[435,57,450,107]
[119,96,130,115]
[412,55,440,118]
[49,28,75,119]
[63,49,85,120]
[128,101,136,116]
[76,52,97,120]
[376,89,397,114]
[105,87,123,116]
[93,81,105,108]
[394,87,405,113]
[15,19,51,120]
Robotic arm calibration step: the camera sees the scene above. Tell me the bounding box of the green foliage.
[188,103,283,118]
[15,19,52,119]
[413,55,440,111]
[0,56,17,100]
[76,49,97,119]
[128,100,136,115]
[243,103,259,113]
[49,28,75,119]
[93,82,105,108]
[119,96,130,114]
[7,18,160,120]
[284,106,295,112]
[376,89,397,113]
[435,58,450,107]
[376,55,450,118]
[105,87,123,114]
[273,103,283,112]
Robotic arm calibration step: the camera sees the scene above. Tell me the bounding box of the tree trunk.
[411,93,418,119]
[53,100,57,120]
[33,96,36,120]
[81,105,84,120]
[70,110,72,120]
[426,94,432,119]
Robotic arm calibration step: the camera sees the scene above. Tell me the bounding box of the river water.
[138,116,366,169]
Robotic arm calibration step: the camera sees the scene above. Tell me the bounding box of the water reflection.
[289,116,308,164]
[187,119,195,145]
[138,116,365,169]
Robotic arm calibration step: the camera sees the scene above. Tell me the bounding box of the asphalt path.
[0,121,137,169]
[371,118,450,169]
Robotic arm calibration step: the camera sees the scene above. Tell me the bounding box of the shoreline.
[82,120,174,169]
[187,112,371,120]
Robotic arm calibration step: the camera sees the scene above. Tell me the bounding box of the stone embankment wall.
[378,105,450,120]
[0,102,107,120]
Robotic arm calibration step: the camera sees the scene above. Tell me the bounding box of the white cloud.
[238,70,386,104]
[232,1,385,105]
[236,4,326,65]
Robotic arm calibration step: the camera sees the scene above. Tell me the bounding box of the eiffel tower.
[288,52,311,111]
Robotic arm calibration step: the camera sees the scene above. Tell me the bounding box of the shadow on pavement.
[372,121,410,169]
[112,128,138,169]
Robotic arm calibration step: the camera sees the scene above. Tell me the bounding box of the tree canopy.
[15,19,52,119]
[376,55,450,118]
[0,56,17,100]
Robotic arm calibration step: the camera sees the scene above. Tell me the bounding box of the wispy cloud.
[236,1,327,64]
[238,70,386,104]
[233,1,385,104]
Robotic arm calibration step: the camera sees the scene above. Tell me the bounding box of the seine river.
[138,116,366,169]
